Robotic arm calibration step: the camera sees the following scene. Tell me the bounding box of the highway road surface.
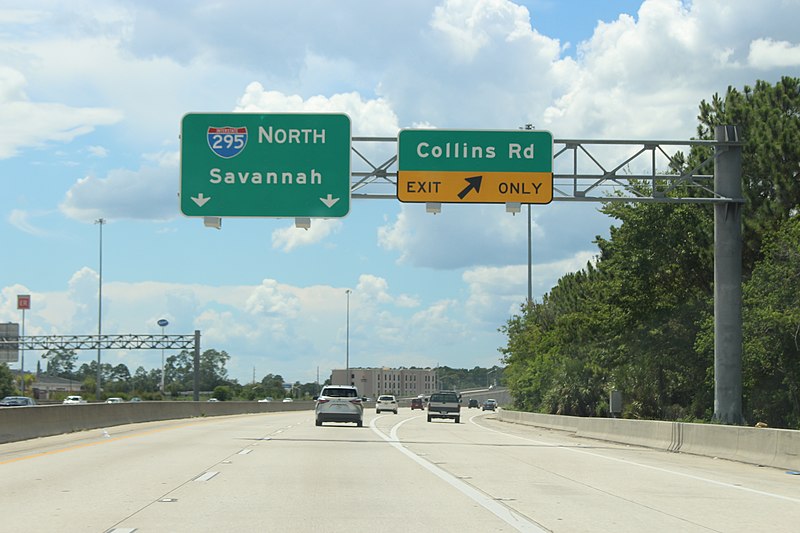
[2,408,799,532]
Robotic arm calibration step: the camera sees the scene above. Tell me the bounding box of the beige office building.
[330,367,438,398]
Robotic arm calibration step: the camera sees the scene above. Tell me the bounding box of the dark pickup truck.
[427,390,461,423]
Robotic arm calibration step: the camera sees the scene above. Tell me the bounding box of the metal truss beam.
[349,136,743,204]
[1,332,203,402]
[0,334,197,351]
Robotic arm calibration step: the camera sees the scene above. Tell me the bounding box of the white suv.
[315,385,363,427]
[376,395,398,414]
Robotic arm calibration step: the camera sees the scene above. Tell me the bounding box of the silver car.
[0,396,36,407]
[315,385,363,427]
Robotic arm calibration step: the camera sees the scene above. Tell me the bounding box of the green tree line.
[435,365,504,391]
[500,77,800,428]
[1,347,319,402]
[3,352,507,402]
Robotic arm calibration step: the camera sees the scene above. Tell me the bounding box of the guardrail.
[497,410,800,471]
[0,401,313,444]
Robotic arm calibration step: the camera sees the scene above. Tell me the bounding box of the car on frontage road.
[0,396,36,407]
[62,395,86,404]
[315,385,363,427]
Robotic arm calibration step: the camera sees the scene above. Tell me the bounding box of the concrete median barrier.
[498,410,579,433]
[575,417,677,451]
[498,410,800,471]
[0,400,314,444]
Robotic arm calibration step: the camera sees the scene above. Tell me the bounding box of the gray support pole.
[95,218,105,401]
[713,125,745,424]
[193,329,200,402]
[20,309,25,394]
[527,204,532,306]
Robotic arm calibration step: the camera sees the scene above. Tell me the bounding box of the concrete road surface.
[2,409,799,532]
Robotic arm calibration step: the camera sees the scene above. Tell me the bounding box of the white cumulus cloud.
[748,38,800,69]
[0,66,122,159]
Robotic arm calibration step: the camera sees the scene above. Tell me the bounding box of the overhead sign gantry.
[0,331,205,401]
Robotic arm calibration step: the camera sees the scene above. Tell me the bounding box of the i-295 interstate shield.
[180,113,351,218]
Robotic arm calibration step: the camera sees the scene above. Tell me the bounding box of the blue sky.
[2,0,799,386]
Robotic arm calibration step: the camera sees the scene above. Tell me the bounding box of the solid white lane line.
[370,417,548,533]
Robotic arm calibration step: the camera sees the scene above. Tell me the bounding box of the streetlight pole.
[158,318,169,394]
[20,306,25,394]
[522,123,534,308]
[527,203,532,306]
[345,289,351,385]
[95,218,105,401]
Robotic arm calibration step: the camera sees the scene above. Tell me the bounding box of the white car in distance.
[375,395,398,414]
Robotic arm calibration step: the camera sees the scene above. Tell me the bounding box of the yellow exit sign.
[397,129,553,204]
[398,171,552,203]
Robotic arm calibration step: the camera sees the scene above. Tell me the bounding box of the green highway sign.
[180,113,351,218]
[397,129,553,204]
